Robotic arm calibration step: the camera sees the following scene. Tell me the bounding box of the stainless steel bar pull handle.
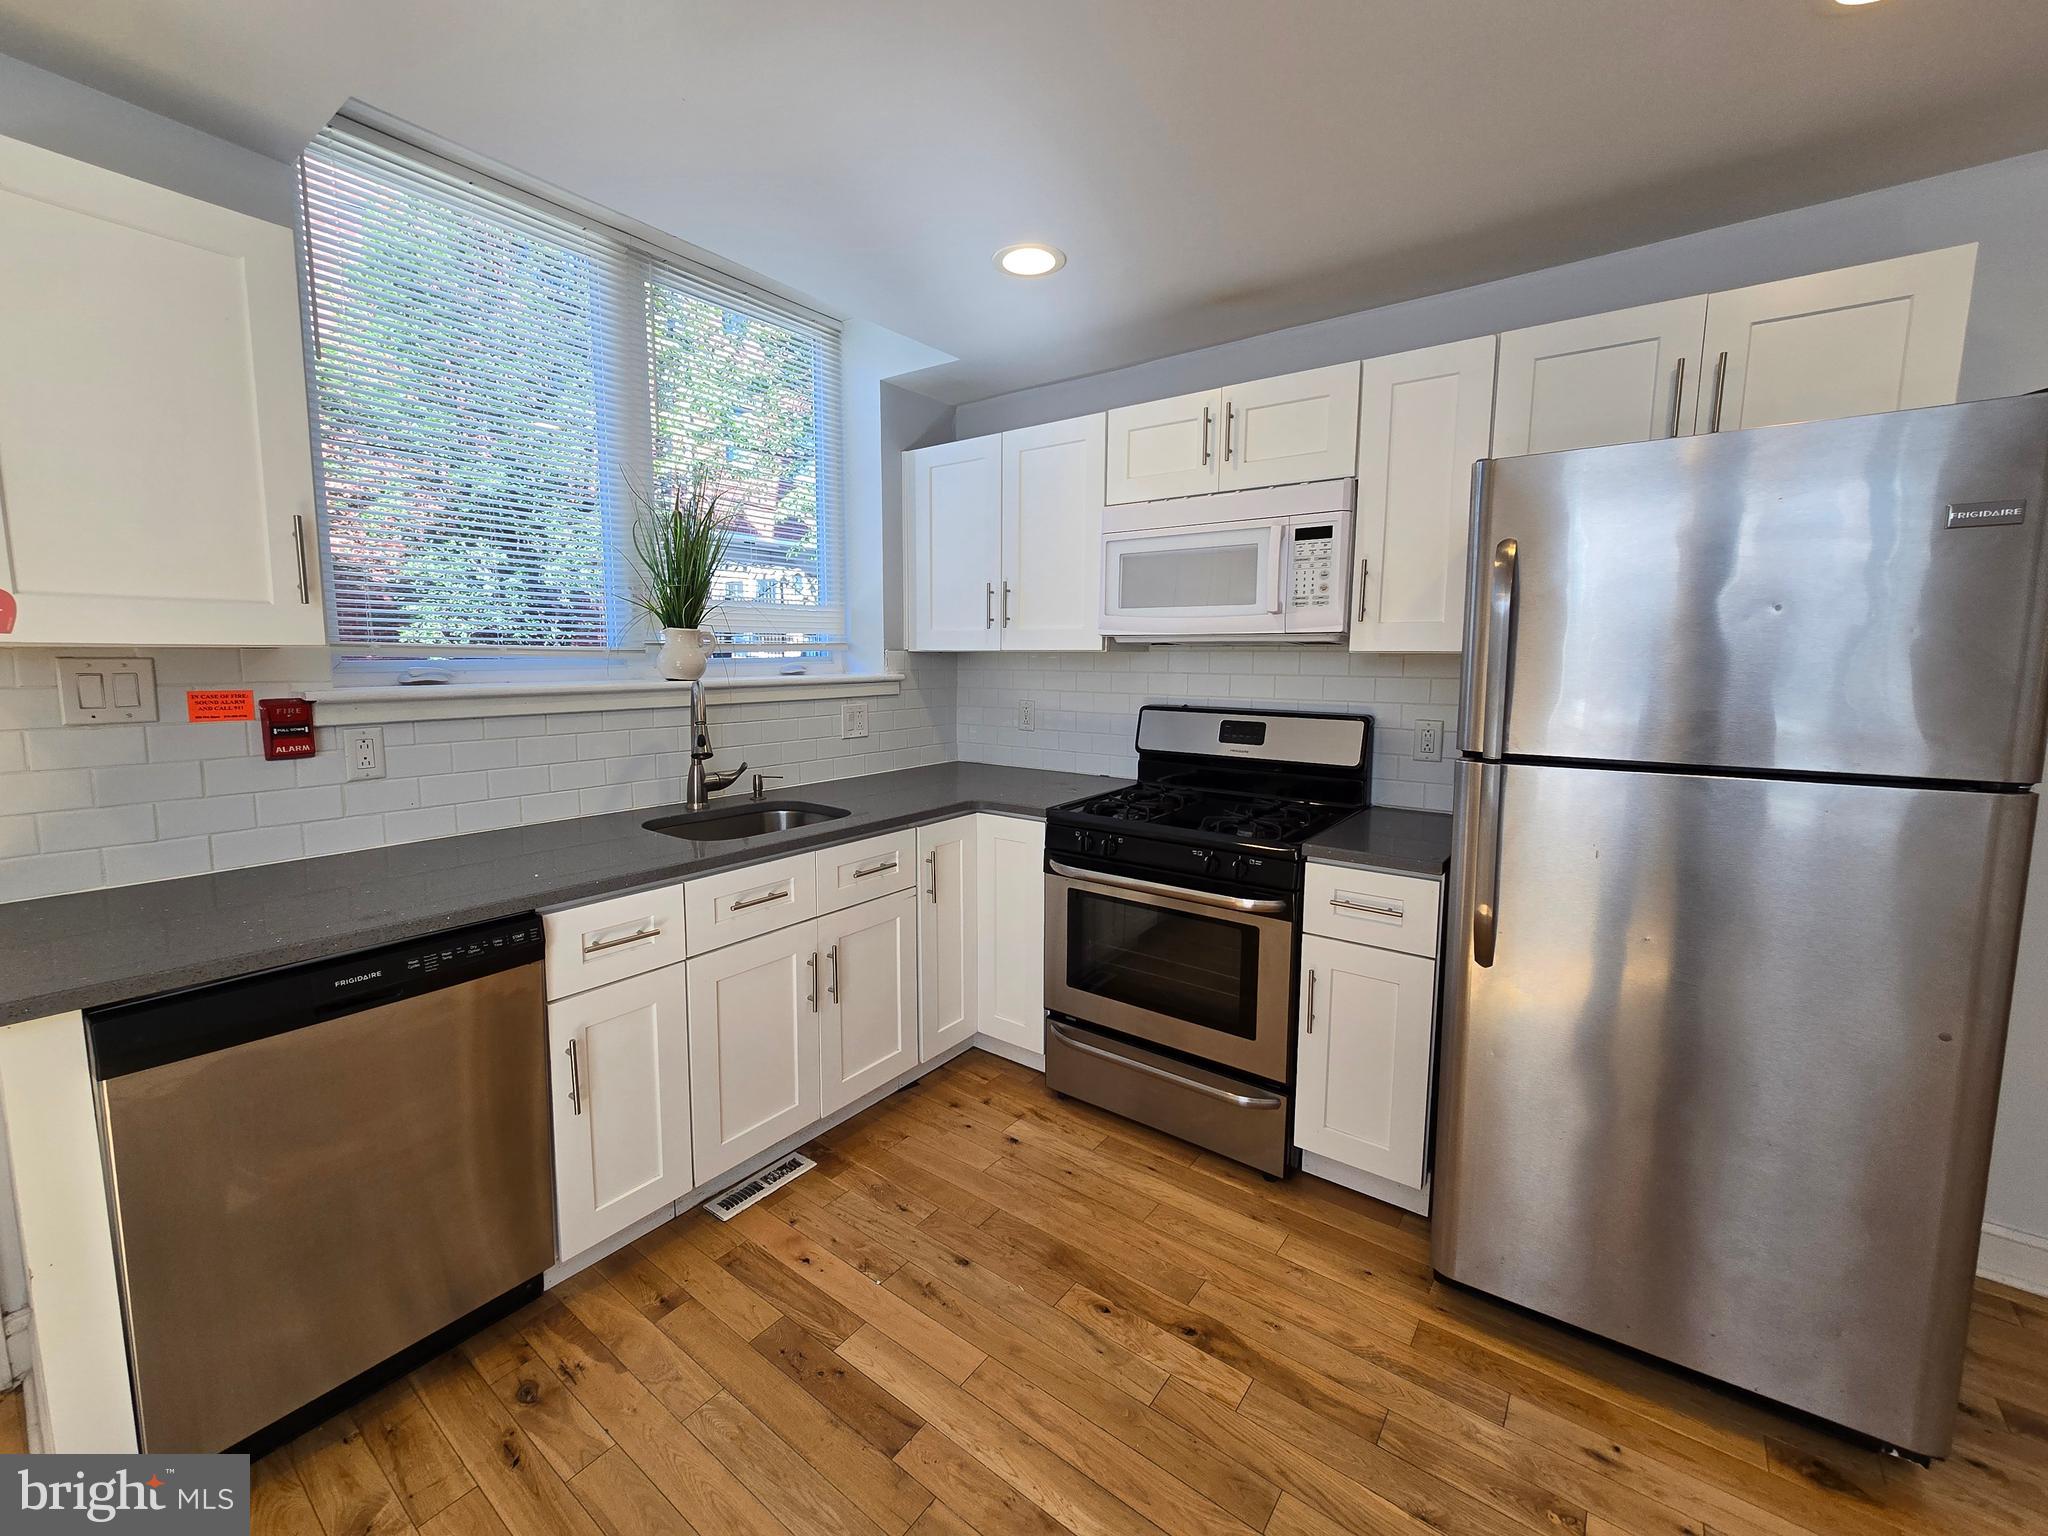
[1668,357,1686,438]
[1223,402,1235,462]
[985,582,995,628]
[1478,538,1518,760]
[566,1039,583,1115]
[1473,761,1505,968]
[852,858,898,879]
[291,515,311,604]
[1356,557,1369,622]
[1305,969,1317,1034]
[729,886,790,913]
[1331,895,1403,919]
[1200,405,1213,465]
[1708,350,1729,432]
[807,952,819,1011]
[926,850,938,901]
[827,943,840,1002]
[582,925,661,955]
[1001,581,1012,628]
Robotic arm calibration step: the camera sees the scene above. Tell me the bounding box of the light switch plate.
[840,701,869,740]
[56,655,159,725]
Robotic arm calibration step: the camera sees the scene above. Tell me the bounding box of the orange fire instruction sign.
[186,689,256,723]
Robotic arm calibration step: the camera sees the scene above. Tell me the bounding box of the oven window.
[1115,544,1260,610]
[1066,891,1260,1039]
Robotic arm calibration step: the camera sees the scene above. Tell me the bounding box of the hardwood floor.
[0,1388,23,1454]
[253,1049,2048,1536]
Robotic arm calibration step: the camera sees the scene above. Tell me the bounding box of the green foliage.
[628,475,733,631]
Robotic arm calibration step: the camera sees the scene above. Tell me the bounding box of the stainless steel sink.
[643,802,850,841]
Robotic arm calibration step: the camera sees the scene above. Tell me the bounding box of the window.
[297,125,843,665]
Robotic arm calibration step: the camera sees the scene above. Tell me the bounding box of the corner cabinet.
[0,133,323,647]
[906,417,1106,653]
[975,815,1047,1057]
[1351,337,1496,655]
[1295,864,1443,1210]
[548,966,695,1261]
[917,816,979,1058]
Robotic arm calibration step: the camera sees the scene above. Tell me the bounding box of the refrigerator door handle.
[1472,761,1504,967]
[1477,538,1518,759]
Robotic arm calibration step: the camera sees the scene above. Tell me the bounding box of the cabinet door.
[974,815,1046,1056]
[1000,414,1106,652]
[1352,338,1496,654]
[905,434,1002,650]
[549,966,693,1260]
[819,888,920,1113]
[1492,297,1707,457]
[1699,245,1975,434]
[1218,363,1361,491]
[1105,390,1221,504]
[685,923,822,1184]
[1295,933,1436,1188]
[917,816,979,1059]
[0,134,322,648]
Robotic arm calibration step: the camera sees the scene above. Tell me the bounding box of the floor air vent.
[705,1151,815,1220]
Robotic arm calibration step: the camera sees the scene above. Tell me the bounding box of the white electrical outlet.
[840,701,869,740]
[1416,719,1444,762]
[1017,698,1036,732]
[345,726,385,781]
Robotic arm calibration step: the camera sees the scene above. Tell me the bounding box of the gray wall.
[955,146,2048,438]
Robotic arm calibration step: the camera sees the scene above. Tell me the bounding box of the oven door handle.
[1049,1022,1284,1109]
[1048,860,1292,916]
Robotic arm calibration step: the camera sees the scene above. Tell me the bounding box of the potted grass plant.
[629,475,733,681]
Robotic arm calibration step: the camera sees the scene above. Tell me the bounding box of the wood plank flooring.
[253,1049,2048,1536]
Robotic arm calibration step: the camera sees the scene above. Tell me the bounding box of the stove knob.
[1193,847,1215,870]
[1105,835,1122,856]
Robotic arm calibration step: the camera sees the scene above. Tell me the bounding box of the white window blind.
[298,125,843,657]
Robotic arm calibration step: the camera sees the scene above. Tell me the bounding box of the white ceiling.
[5,1,2048,403]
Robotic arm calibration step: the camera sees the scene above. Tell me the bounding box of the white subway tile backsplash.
[454,799,521,834]
[211,825,304,869]
[385,743,455,777]
[254,785,344,826]
[0,849,105,901]
[23,725,149,770]
[0,816,36,859]
[301,815,389,857]
[157,794,257,838]
[102,837,214,885]
[450,739,518,773]
[384,806,458,844]
[342,778,423,816]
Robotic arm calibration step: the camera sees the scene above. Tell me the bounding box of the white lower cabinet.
[820,889,921,1113]
[685,924,823,1185]
[1295,931,1436,1190]
[547,965,694,1261]
[918,817,979,1059]
[976,815,1046,1056]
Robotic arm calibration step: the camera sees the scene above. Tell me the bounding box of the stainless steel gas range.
[1042,705,1372,1175]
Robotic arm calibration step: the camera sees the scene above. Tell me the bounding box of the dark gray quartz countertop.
[0,763,1123,1027]
[1303,806,1454,878]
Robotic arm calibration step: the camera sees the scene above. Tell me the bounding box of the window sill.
[303,672,904,725]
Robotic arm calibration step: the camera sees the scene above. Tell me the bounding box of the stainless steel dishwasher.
[87,913,554,1452]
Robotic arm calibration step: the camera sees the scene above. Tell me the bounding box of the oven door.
[1099,520,1286,636]
[1045,862,1296,1083]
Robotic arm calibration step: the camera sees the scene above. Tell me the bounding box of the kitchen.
[3,3,2048,1534]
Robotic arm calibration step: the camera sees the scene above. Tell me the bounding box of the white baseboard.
[1979,1221,2048,1297]
[966,1033,1043,1071]
[1298,1150,1431,1217]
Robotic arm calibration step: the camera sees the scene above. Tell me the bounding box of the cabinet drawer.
[1304,864,1441,957]
[684,853,816,955]
[543,884,687,1000]
[816,828,918,915]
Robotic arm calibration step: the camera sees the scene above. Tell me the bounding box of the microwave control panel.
[1283,513,1351,634]
[1289,523,1336,607]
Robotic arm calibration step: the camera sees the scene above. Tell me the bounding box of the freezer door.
[1460,395,2048,782]
[1434,759,2034,1455]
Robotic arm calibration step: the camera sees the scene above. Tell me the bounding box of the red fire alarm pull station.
[259,697,316,760]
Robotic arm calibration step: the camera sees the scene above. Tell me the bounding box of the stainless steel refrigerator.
[1434,393,2048,1458]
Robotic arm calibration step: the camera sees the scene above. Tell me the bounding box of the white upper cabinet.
[1697,245,1976,433]
[1218,363,1361,493]
[0,134,322,647]
[905,433,1003,650]
[1492,296,1708,457]
[1351,337,1496,655]
[1105,389,1221,503]
[999,414,1105,652]
[548,965,693,1261]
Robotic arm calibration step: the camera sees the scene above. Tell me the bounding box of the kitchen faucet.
[684,680,747,809]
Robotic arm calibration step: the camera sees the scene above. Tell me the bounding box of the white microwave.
[1099,479,1355,641]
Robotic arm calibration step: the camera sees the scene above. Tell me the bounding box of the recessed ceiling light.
[1834,0,1884,6]
[996,243,1065,278]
